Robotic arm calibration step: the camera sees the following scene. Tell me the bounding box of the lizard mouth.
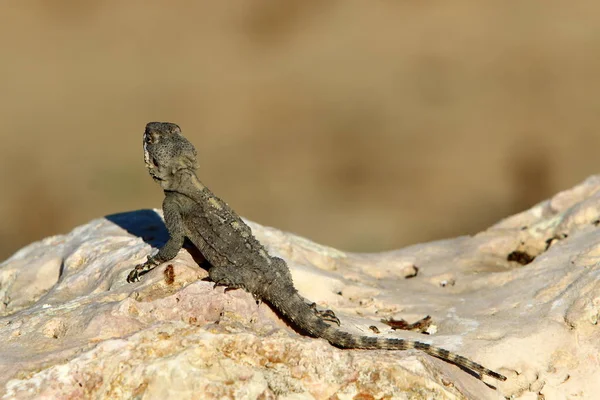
[148,169,163,181]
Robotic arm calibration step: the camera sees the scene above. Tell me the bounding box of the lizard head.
[143,122,198,189]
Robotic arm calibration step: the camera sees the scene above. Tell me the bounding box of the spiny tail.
[324,328,507,382]
[267,288,506,382]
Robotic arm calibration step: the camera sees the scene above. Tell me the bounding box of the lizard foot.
[126,256,160,283]
[309,302,341,326]
[209,266,244,290]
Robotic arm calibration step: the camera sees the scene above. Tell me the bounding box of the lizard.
[126,121,507,383]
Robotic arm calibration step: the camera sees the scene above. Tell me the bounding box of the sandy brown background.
[1,1,599,261]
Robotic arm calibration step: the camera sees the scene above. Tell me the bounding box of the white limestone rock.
[2,177,600,399]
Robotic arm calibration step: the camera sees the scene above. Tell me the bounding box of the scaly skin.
[127,121,506,383]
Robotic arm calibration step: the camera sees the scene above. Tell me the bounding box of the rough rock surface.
[2,177,600,399]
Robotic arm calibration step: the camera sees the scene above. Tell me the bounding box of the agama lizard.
[126,122,506,383]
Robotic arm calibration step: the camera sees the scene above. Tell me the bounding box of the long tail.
[267,288,506,382]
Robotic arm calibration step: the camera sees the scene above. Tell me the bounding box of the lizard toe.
[126,269,140,283]
[319,309,341,326]
[308,302,341,326]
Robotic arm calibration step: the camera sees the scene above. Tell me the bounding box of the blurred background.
[1,1,600,261]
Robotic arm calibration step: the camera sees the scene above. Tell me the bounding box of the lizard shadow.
[105,209,170,249]
[105,209,211,270]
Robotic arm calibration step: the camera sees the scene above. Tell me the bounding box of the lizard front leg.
[127,198,185,283]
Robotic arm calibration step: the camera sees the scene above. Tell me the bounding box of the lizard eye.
[151,157,159,167]
[144,133,156,145]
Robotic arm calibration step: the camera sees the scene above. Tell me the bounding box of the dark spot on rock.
[545,233,568,251]
[403,265,419,279]
[369,325,380,334]
[507,250,535,265]
[164,264,175,285]
[439,279,455,287]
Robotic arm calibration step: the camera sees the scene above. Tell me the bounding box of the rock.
[2,177,600,399]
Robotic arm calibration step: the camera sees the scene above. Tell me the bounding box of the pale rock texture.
[2,177,600,399]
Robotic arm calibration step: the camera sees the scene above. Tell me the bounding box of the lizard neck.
[161,169,206,197]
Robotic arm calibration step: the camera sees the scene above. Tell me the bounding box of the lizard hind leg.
[208,265,266,305]
[208,265,246,290]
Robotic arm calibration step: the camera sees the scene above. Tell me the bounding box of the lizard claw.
[309,302,341,326]
[212,278,242,291]
[212,279,230,289]
[208,266,242,290]
[126,264,147,283]
[126,256,160,283]
[126,269,141,283]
